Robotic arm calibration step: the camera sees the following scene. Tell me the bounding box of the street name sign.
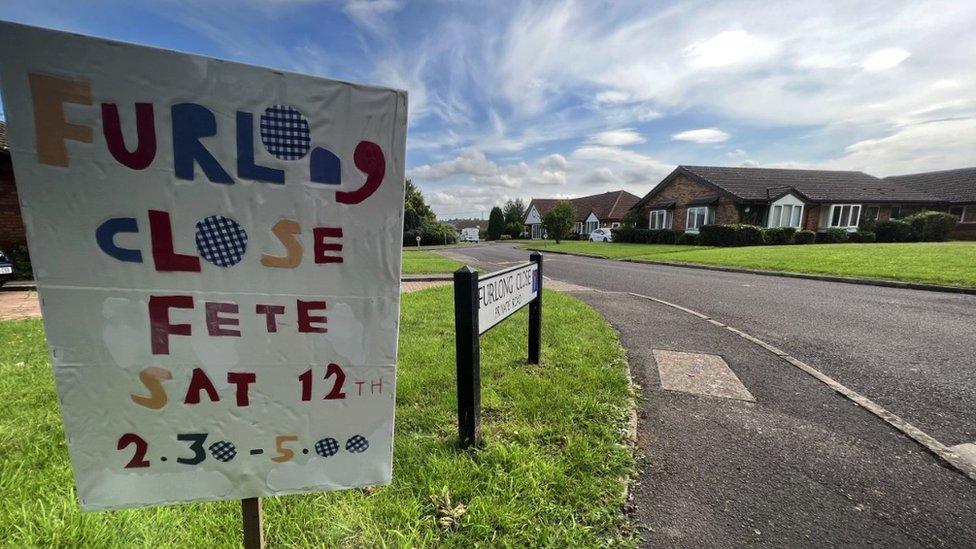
[0,22,407,511]
[477,262,539,334]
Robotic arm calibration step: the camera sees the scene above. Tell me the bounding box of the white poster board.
[0,22,406,511]
[478,263,539,334]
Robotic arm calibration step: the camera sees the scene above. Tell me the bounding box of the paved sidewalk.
[0,289,41,320]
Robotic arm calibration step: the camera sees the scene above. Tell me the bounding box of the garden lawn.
[401,250,464,274]
[0,287,634,547]
[522,240,976,287]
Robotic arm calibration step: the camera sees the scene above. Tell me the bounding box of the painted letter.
[148,295,194,355]
[101,103,156,169]
[96,217,142,263]
[256,304,286,332]
[297,300,327,333]
[184,367,220,404]
[130,366,173,409]
[236,112,284,183]
[28,73,93,167]
[205,302,241,337]
[261,219,302,268]
[313,227,343,264]
[228,372,257,406]
[336,141,384,204]
[171,103,232,183]
[148,210,201,272]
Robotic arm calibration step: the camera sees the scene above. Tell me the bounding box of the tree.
[503,198,526,226]
[404,179,435,231]
[487,206,505,240]
[543,200,576,243]
[621,209,642,228]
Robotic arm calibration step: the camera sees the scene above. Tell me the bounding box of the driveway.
[443,243,976,547]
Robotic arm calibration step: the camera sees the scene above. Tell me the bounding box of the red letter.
[336,141,384,204]
[148,210,201,272]
[256,304,286,332]
[206,302,240,336]
[184,367,220,404]
[313,227,343,264]
[227,372,257,406]
[102,103,156,169]
[297,300,327,333]
[148,295,193,355]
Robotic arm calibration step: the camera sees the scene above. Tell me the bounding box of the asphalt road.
[442,243,976,547]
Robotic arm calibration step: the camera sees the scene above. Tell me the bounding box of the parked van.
[460,228,480,242]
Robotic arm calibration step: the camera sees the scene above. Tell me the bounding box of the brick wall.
[639,175,741,230]
[954,204,976,240]
[0,156,27,250]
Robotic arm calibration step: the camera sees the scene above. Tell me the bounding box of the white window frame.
[827,204,861,230]
[685,206,713,233]
[767,194,805,229]
[574,221,583,234]
[585,220,599,234]
[649,209,672,230]
[949,205,966,220]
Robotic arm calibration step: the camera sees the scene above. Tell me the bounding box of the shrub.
[402,220,459,246]
[817,228,849,243]
[611,227,635,243]
[793,230,816,244]
[859,216,877,232]
[633,229,653,244]
[698,224,736,246]
[764,227,796,245]
[849,230,876,243]
[677,232,699,245]
[904,210,957,241]
[875,219,914,242]
[733,224,765,246]
[659,230,681,244]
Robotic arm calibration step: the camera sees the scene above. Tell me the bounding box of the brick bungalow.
[630,165,947,234]
[885,168,976,240]
[0,122,27,250]
[523,190,640,239]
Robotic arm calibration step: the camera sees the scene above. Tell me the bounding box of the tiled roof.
[634,165,944,209]
[885,167,976,204]
[525,190,640,223]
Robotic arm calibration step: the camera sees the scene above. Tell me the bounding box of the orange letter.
[130,366,173,409]
[28,73,93,167]
[261,219,302,268]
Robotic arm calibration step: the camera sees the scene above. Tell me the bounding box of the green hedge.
[793,230,816,244]
[905,211,956,241]
[875,220,914,242]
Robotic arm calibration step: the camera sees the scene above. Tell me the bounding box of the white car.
[588,228,613,242]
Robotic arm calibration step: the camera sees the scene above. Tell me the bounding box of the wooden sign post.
[242,497,264,549]
[453,253,543,449]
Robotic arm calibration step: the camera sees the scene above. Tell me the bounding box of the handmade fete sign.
[0,22,407,510]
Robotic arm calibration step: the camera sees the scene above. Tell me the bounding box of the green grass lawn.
[521,240,976,287]
[0,287,634,547]
[401,250,465,274]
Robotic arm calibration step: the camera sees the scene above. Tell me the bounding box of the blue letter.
[236,112,284,184]
[309,147,341,185]
[96,217,142,263]
[172,103,232,183]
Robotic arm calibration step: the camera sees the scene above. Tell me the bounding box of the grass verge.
[402,250,465,274]
[521,240,976,287]
[0,287,634,547]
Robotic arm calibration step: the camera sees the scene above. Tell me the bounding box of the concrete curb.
[524,247,976,296]
[0,280,36,291]
[400,274,454,282]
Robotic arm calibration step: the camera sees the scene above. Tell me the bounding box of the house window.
[585,220,599,234]
[865,206,880,220]
[828,204,861,229]
[649,209,672,229]
[611,222,620,228]
[949,206,965,219]
[686,206,713,232]
[769,204,803,229]
[574,221,583,234]
[890,206,902,219]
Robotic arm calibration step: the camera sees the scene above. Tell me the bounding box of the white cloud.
[589,128,646,146]
[685,30,779,69]
[831,118,976,175]
[861,48,911,72]
[342,0,402,35]
[672,128,730,144]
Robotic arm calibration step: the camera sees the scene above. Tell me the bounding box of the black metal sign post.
[453,265,481,449]
[454,254,543,449]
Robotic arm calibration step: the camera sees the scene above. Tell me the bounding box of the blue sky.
[2,0,975,218]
